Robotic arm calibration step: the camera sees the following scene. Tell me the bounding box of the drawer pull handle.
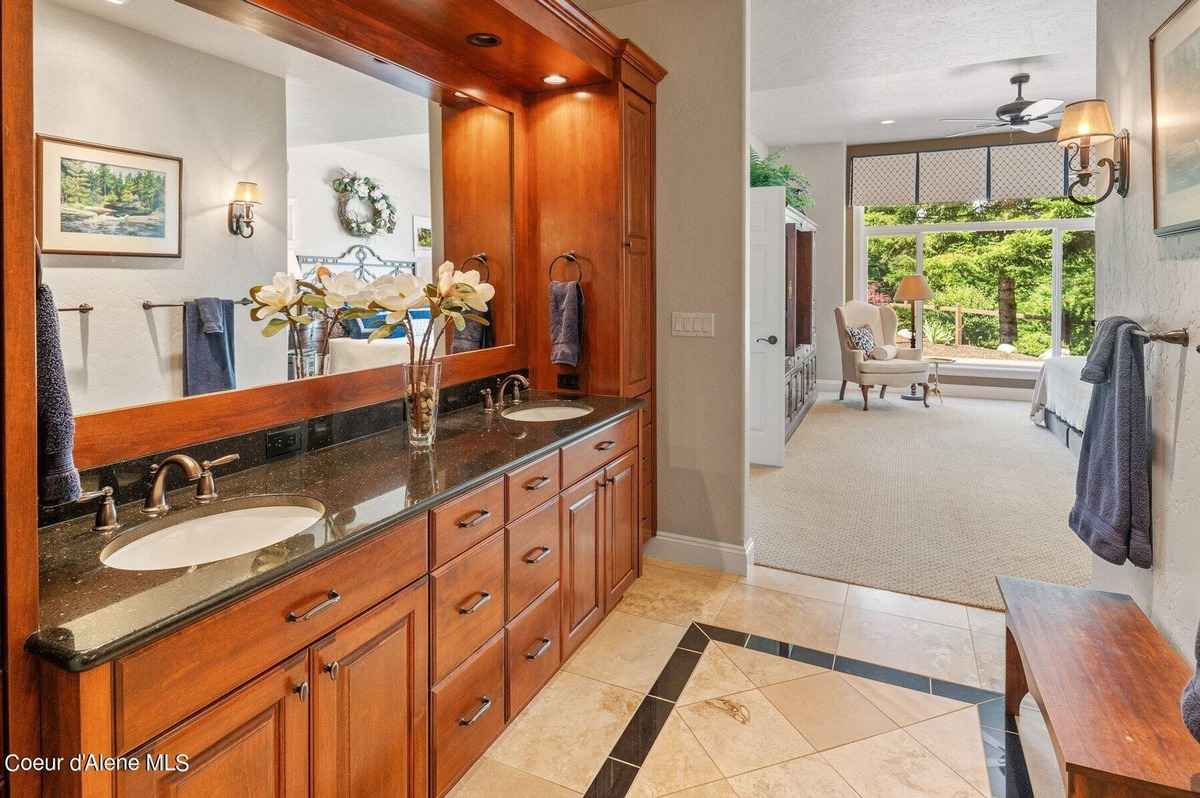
[459,696,493,726]
[457,509,491,528]
[524,546,552,565]
[325,661,340,681]
[595,440,616,451]
[458,591,492,615]
[295,681,310,703]
[606,476,616,485]
[523,475,551,491]
[287,590,342,623]
[525,637,552,661]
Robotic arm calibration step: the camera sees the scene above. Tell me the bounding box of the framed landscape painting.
[1151,0,1200,236]
[37,135,182,256]
[412,215,433,251]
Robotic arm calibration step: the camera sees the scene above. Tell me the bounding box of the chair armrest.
[896,348,923,361]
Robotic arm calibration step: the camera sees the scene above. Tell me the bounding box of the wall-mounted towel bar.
[549,251,582,281]
[1130,328,1190,349]
[57,303,93,314]
[142,298,253,310]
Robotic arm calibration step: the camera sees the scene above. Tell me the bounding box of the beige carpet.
[751,392,1092,610]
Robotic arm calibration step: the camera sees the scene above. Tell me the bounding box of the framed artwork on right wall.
[1151,0,1200,236]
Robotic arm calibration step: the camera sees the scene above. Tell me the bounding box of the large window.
[856,199,1095,366]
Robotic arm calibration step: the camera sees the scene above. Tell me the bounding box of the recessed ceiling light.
[453,91,469,99]
[880,119,896,125]
[104,0,130,5]
[542,74,568,85]
[466,32,501,47]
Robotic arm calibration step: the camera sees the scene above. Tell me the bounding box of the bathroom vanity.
[33,395,645,796]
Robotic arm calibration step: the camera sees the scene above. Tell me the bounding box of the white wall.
[35,1,287,414]
[748,128,768,158]
[774,143,847,381]
[591,0,750,552]
[287,139,433,281]
[1092,0,1200,664]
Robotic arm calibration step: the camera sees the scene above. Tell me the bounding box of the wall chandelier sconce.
[1056,99,1129,206]
[228,181,262,238]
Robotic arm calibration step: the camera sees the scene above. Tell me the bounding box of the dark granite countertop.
[31,393,642,671]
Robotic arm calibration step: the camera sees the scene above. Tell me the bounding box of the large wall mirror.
[35,0,515,417]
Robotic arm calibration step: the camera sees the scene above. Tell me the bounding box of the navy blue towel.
[36,282,81,505]
[549,281,583,366]
[183,299,236,396]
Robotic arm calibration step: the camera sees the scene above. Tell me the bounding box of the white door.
[748,187,786,467]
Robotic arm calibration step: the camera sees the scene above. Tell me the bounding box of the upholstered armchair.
[834,301,930,411]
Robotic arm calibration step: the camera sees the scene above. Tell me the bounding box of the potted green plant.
[750,148,813,211]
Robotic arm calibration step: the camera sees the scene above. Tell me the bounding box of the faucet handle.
[197,453,240,503]
[481,388,495,412]
[76,486,121,534]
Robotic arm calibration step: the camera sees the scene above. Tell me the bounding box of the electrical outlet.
[307,415,334,450]
[671,312,715,337]
[265,425,303,460]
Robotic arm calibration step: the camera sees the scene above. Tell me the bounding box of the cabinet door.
[785,222,798,356]
[118,653,309,798]
[311,579,429,798]
[560,472,605,659]
[621,89,654,397]
[603,450,639,612]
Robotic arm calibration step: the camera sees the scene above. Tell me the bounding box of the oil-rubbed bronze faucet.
[74,486,121,533]
[196,454,240,503]
[496,374,530,408]
[142,454,203,517]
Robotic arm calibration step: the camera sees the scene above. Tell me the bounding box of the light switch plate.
[671,312,715,337]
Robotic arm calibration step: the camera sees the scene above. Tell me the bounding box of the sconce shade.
[1057,100,1116,147]
[894,274,933,302]
[232,181,262,204]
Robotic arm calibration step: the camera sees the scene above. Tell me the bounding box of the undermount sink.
[100,495,326,572]
[501,401,595,422]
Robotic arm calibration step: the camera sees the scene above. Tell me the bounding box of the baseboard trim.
[816,378,1032,402]
[645,531,754,576]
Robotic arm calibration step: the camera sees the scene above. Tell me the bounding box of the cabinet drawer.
[431,532,505,683]
[506,499,561,620]
[431,478,505,569]
[506,450,561,522]
[506,584,560,720]
[114,515,428,752]
[432,631,506,797]
[562,414,638,487]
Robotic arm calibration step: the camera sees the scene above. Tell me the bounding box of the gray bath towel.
[1184,620,1200,742]
[1068,316,1151,568]
[36,282,81,506]
[452,307,493,353]
[183,298,236,396]
[549,281,583,366]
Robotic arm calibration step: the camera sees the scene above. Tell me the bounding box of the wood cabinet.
[603,450,638,612]
[621,88,654,398]
[560,472,605,660]
[430,632,505,796]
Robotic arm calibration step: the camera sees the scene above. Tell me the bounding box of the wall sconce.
[1056,99,1129,206]
[228,181,262,238]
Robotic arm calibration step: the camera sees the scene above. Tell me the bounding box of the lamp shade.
[894,274,933,302]
[232,181,262,204]
[1056,100,1116,147]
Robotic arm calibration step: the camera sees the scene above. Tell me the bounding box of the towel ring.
[549,251,582,281]
[462,252,489,282]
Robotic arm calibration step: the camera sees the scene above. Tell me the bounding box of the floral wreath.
[331,172,398,237]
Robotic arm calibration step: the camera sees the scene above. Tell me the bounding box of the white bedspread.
[1030,355,1091,431]
[328,337,411,374]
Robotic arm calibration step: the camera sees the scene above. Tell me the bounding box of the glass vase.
[406,361,442,448]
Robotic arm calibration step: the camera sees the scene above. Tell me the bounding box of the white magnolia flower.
[322,271,372,308]
[255,273,300,314]
[435,261,457,297]
[449,269,495,312]
[371,273,428,323]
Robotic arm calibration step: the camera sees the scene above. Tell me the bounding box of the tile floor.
[449,561,1066,798]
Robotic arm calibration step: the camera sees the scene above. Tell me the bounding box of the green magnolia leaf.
[301,294,327,308]
[465,314,490,326]
[340,308,375,320]
[261,318,289,337]
[368,324,396,342]
[292,313,314,325]
[249,285,265,302]
[424,284,439,299]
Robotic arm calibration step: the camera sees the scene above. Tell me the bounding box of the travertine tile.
[679,689,815,777]
[838,607,980,686]
[846,585,970,629]
[740,566,849,604]
[714,584,843,652]
[617,564,735,626]
[822,729,981,798]
[488,671,641,792]
[967,606,1006,637]
[626,712,723,797]
[447,757,581,798]
[660,781,739,798]
[564,611,684,692]
[841,673,968,726]
[676,645,755,705]
[726,755,860,798]
[646,556,741,582]
[1016,695,1066,798]
[907,707,995,795]
[760,673,896,750]
[715,642,826,687]
[971,630,1006,692]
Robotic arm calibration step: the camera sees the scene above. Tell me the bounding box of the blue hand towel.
[1069,316,1151,568]
[549,281,583,366]
[183,299,236,396]
[36,282,82,505]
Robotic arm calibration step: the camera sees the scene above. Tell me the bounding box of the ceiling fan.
[940,73,1063,137]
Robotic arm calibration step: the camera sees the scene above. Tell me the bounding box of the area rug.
[751,393,1091,610]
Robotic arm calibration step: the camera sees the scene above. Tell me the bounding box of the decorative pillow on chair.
[869,344,898,361]
[846,325,877,357]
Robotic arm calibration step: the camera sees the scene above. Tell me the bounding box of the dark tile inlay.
[977,698,1017,733]
[584,758,638,798]
[610,696,673,767]
[677,623,710,653]
[746,634,835,669]
[695,623,748,646]
[932,678,1003,705]
[648,647,702,702]
[835,656,931,693]
[999,726,1035,798]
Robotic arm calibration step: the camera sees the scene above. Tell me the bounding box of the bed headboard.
[296,244,417,282]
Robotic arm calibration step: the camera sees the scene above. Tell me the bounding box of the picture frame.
[36,135,182,257]
[412,214,433,252]
[1151,0,1200,236]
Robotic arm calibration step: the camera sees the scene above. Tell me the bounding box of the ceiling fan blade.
[947,125,1007,137]
[1022,98,1063,118]
[939,117,1000,122]
[1023,121,1054,133]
